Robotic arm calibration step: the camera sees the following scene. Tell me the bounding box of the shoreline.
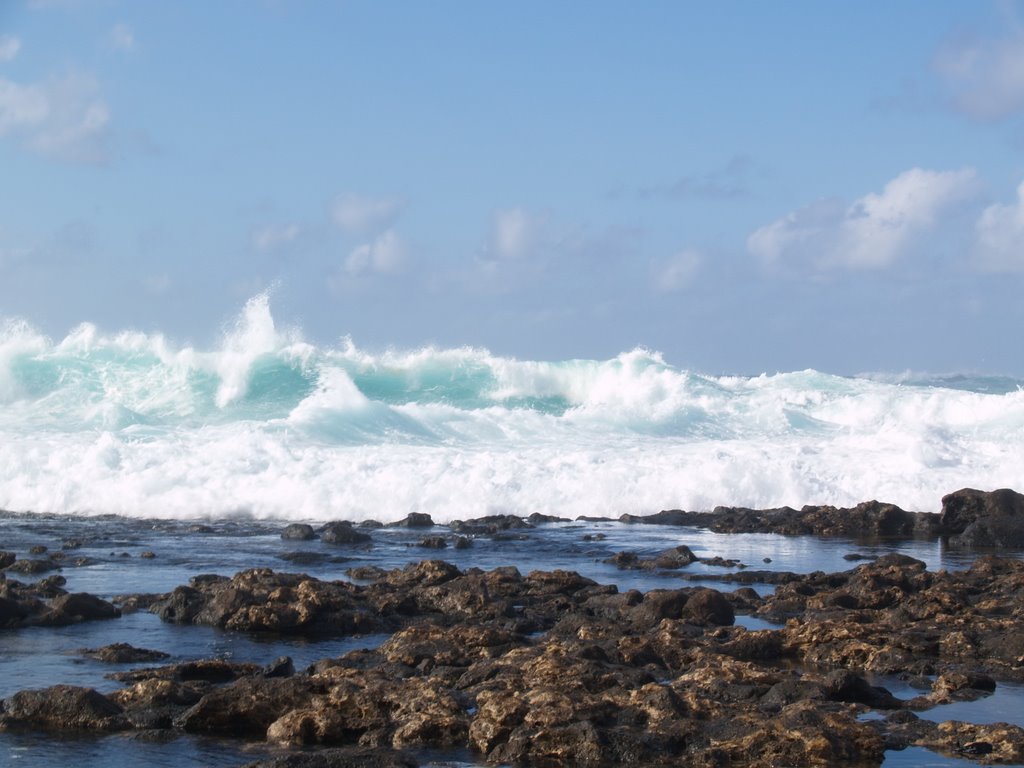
[1,488,1023,766]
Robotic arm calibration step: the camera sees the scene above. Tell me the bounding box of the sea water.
[3,294,1024,766]
[1,292,1022,522]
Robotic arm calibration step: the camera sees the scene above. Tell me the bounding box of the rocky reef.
[2,487,1024,766]
[1,555,1023,765]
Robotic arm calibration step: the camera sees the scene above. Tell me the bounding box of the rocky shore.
[2,488,1024,766]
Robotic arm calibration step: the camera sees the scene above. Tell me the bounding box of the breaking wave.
[0,294,1021,521]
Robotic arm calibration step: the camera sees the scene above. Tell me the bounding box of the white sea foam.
[0,296,1021,521]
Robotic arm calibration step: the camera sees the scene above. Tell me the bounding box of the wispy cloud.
[330,193,403,235]
[0,71,111,164]
[344,230,406,276]
[975,180,1024,271]
[652,249,702,292]
[639,154,755,200]
[251,223,302,254]
[933,26,1024,120]
[748,168,979,270]
[486,207,549,261]
[108,23,135,52]
[0,36,21,63]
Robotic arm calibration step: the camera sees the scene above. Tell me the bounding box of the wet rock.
[346,565,388,581]
[618,509,707,526]
[7,558,60,574]
[109,659,260,684]
[0,685,129,731]
[176,676,315,736]
[320,522,373,546]
[281,524,316,541]
[139,551,156,559]
[0,551,15,569]
[822,669,900,708]
[527,513,570,524]
[653,545,699,568]
[453,537,472,549]
[41,593,121,626]
[700,555,744,568]
[387,513,434,528]
[605,545,699,571]
[240,748,420,768]
[681,588,735,626]
[262,656,296,678]
[149,569,384,635]
[29,545,48,555]
[79,643,171,663]
[449,515,531,536]
[917,721,1024,764]
[942,487,1024,548]
[416,536,447,549]
[278,551,333,565]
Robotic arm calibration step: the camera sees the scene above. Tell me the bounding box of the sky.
[1,1,1024,376]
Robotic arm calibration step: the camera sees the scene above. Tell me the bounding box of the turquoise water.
[1,294,1022,522]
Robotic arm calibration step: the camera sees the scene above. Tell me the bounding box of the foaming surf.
[0,293,1022,522]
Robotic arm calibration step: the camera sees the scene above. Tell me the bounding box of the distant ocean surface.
[1,294,1021,522]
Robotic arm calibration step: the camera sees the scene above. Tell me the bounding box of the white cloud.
[653,249,702,292]
[252,223,301,253]
[331,193,403,235]
[748,168,978,270]
[489,207,542,260]
[0,36,21,63]
[933,30,1024,120]
[108,23,135,51]
[344,230,406,276]
[142,273,171,294]
[974,181,1024,271]
[0,71,110,164]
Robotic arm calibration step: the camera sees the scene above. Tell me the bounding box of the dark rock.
[942,488,1024,548]
[652,544,698,569]
[79,643,170,663]
[29,545,48,555]
[41,593,121,625]
[0,685,129,731]
[449,515,531,535]
[7,558,59,574]
[262,656,295,678]
[278,551,332,565]
[139,551,156,559]
[527,512,570,524]
[453,536,472,549]
[417,536,447,549]
[618,509,708,526]
[281,523,316,541]
[347,565,388,581]
[321,522,373,546]
[822,669,901,708]
[175,676,313,736]
[388,513,434,528]
[0,551,15,569]
[240,748,420,768]
[61,540,83,550]
[108,659,259,685]
[150,569,385,635]
[681,588,735,626]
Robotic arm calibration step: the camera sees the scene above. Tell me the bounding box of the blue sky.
[2,0,1024,374]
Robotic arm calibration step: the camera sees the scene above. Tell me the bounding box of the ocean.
[0,293,1021,522]
[2,294,1024,767]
